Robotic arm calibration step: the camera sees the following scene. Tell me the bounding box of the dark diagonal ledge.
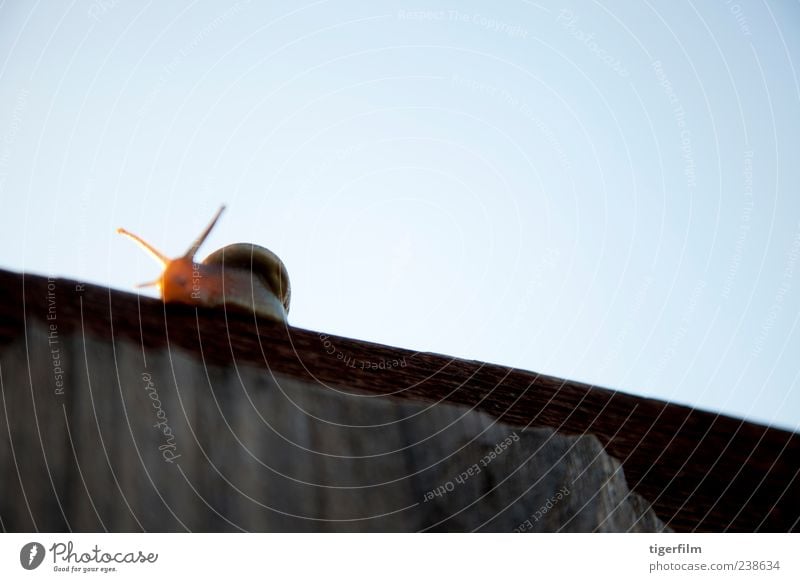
[0,267,798,531]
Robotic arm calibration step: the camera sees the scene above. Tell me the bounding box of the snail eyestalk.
[116,227,170,266]
[182,205,226,260]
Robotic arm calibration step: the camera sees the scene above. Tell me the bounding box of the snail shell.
[118,206,290,322]
[201,243,290,319]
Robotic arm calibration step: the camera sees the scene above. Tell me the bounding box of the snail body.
[117,206,290,322]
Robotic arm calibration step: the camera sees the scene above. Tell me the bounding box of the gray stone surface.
[0,321,667,532]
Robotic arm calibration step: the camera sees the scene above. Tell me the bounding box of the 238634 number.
[736,560,780,571]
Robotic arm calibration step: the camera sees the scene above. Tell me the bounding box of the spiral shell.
[203,243,291,319]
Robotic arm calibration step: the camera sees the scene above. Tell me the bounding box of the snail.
[117,205,290,322]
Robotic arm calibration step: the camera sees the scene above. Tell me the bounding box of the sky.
[0,0,798,431]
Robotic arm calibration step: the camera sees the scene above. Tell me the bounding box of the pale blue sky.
[1,1,798,430]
